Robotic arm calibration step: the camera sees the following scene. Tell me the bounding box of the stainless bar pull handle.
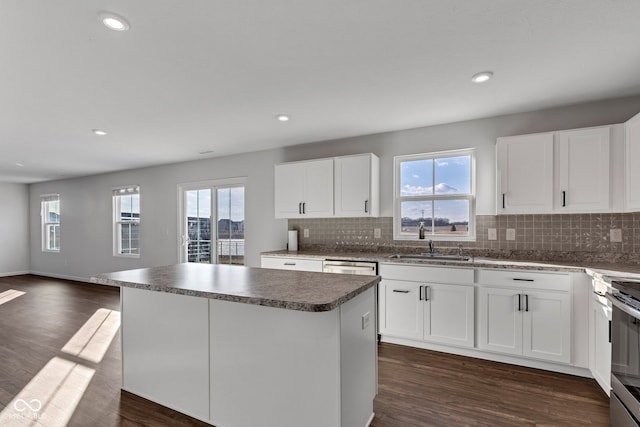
[513,278,534,282]
[525,294,529,312]
[419,286,424,300]
[393,289,410,294]
[502,193,506,209]
[302,202,306,214]
[283,262,296,266]
[298,202,302,214]
[364,200,368,213]
[562,191,566,207]
[424,286,429,301]
[517,294,521,311]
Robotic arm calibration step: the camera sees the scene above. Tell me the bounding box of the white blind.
[112,186,140,196]
[41,193,59,202]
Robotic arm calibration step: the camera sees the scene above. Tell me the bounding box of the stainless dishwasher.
[322,259,378,275]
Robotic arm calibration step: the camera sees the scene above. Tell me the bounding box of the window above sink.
[393,148,476,242]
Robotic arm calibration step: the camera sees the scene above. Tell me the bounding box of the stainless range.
[607,280,640,426]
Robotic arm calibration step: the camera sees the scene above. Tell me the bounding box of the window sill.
[113,254,141,259]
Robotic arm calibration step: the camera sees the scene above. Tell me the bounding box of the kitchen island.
[91,263,380,427]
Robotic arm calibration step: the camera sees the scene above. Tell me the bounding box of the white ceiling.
[2,0,639,183]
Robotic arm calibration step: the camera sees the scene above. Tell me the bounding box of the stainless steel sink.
[387,253,472,262]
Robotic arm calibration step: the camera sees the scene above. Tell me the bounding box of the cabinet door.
[590,295,612,395]
[522,291,571,363]
[274,163,305,218]
[303,158,334,217]
[625,112,640,211]
[424,283,474,348]
[335,154,377,217]
[497,133,554,213]
[558,127,610,212]
[379,280,423,340]
[478,287,523,356]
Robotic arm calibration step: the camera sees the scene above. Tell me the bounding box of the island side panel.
[121,287,210,422]
[340,286,377,427]
[210,299,341,427]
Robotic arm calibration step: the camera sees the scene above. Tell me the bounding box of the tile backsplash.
[288,213,640,263]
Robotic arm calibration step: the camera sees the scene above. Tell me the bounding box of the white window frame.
[113,185,141,258]
[393,148,476,242]
[41,194,61,252]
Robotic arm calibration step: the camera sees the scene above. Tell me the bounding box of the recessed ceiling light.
[276,114,290,122]
[92,129,108,136]
[471,71,493,83]
[15,162,25,168]
[100,13,130,31]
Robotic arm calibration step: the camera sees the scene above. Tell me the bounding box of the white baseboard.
[0,270,30,277]
[380,335,592,378]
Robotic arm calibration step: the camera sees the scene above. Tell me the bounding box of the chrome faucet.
[428,240,434,254]
[458,244,464,257]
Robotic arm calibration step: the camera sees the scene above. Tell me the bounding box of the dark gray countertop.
[91,263,380,312]
[262,250,640,277]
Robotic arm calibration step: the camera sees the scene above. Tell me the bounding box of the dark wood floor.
[0,275,609,426]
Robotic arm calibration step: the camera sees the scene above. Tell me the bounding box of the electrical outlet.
[488,228,497,241]
[303,229,309,238]
[610,229,622,243]
[374,228,381,239]
[362,312,370,330]
[506,229,516,241]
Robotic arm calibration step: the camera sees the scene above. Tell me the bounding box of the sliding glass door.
[179,180,245,265]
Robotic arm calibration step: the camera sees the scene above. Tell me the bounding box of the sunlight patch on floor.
[61,308,121,363]
[0,289,26,306]
[0,357,95,426]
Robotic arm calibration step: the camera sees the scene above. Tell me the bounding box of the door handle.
[562,191,566,207]
[298,202,302,214]
[609,320,612,343]
[513,278,534,282]
[525,294,529,312]
[393,289,410,293]
[365,200,368,213]
[517,294,521,312]
[424,286,429,301]
[302,202,306,214]
[419,286,424,301]
[502,193,506,209]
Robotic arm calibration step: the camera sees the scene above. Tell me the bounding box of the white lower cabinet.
[589,288,612,395]
[260,256,323,272]
[379,264,475,348]
[477,270,572,364]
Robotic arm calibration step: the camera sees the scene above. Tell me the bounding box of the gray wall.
[29,150,288,281]
[27,95,640,280]
[0,183,29,275]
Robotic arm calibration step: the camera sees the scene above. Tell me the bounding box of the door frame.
[177,177,247,264]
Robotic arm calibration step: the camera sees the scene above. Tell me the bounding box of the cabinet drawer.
[261,257,323,272]
[477,269,570,291]
[380,263,474,284]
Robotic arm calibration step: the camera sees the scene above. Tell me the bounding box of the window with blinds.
[113,186,140,256]
[41,194,60,252]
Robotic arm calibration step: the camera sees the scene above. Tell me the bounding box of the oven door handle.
[605,293,640,320]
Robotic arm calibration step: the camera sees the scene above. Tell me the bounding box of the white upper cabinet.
[274,158,334,218]
[497,133,554,213]
[557,127,610,212]
[625,112,640,211]
[334,154,380,217]
[275,153,380,219]
[497,125,612,214]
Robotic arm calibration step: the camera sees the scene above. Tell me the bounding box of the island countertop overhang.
[90,263,380,312]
